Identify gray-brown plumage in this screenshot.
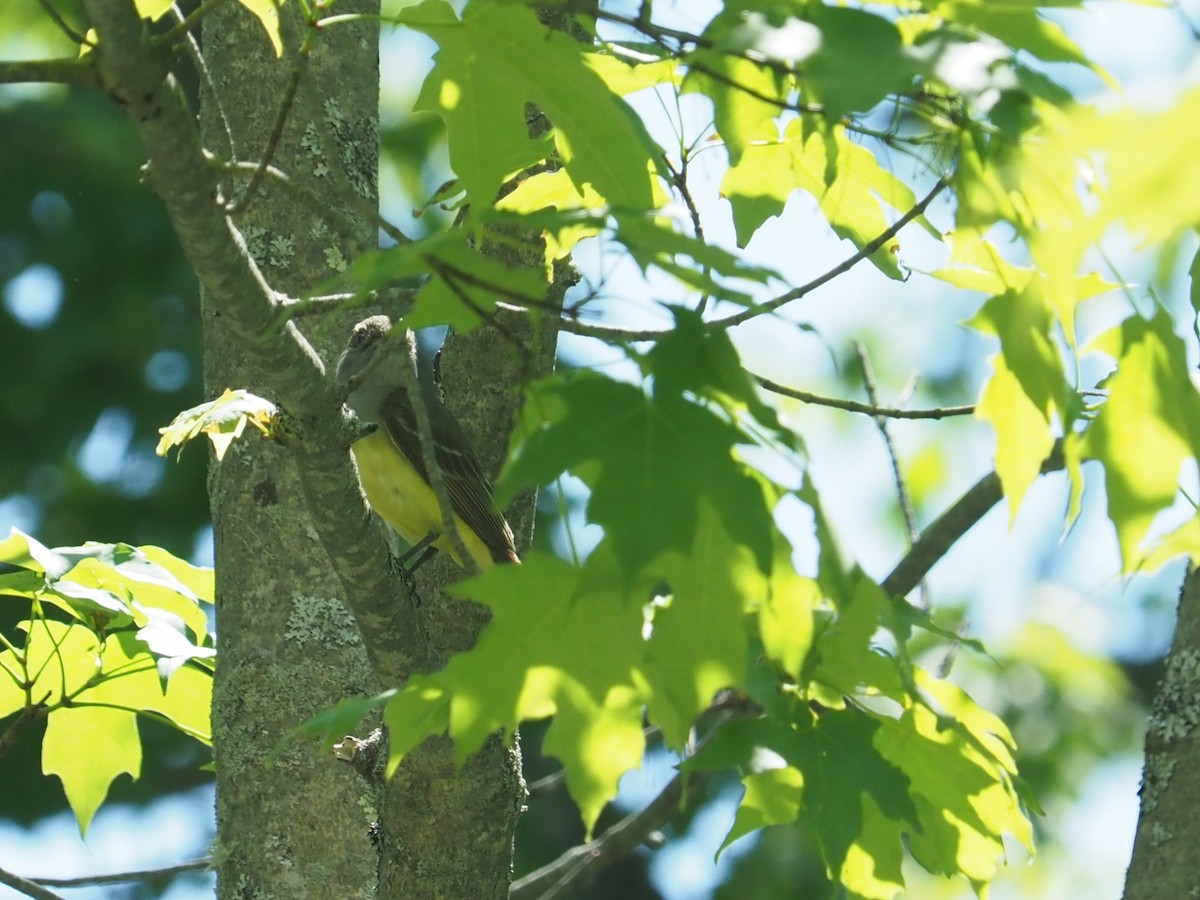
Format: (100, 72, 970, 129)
(335, 315, 519, 569)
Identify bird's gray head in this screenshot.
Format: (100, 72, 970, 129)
(335, 315, 393, 392)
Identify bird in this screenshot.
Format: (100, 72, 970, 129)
(334, 315, 519, 571)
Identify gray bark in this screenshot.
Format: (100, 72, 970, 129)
(201, 3, 383, 896)
(1123, 564, 1200, 899)
(86, 0, 563, 891)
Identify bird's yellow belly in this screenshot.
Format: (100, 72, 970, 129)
(350, 431, 493, 570)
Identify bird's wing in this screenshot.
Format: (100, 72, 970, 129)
(378, 387, 519, 564)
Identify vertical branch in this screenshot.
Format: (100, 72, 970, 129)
(1123, 565, 1200, 900)
(855, 343, 926, 607)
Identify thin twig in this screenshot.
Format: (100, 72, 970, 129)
(274, 288, 418, 324)
(394, 330, 480, 576)
(224, 17, 317, 215)
(712, 177, 948, 330)
(157, 0, 227, 48)
(527, 724, 661, 796)
(858, 346, 919, 544)
(556, 317, 676, 344)
(856, 343, 925, 608)
(0, 865, 66, 900)
(426, 258, 531, 352)
(511, 769, 705, 900)
(33, 859, 210, 888)
(526, 767, 567, 795)
(173, 8, 237, 164)
(661, 151, 712, 314)
(755, 373, 974, 420)
(553, 178, 950, 346)
(687, 57, 823, 116)
(35, 0, 89, 45)
(214, 158, 410, 246)
(881, 441, 1065, 598)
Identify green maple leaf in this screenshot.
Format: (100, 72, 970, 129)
(1083, 310, 1200, 569)
(641, 501, 760, 746)
(501, 372, 773, 576)
(400, 0, 658, 208)
(723, 120, 931, 278)
(875, 673, 1032, 887)
(805, 6, 918, 120)
(386, 551, 648, 836)
(690, 708, 917, 899)
(969, 288, 1069, 520)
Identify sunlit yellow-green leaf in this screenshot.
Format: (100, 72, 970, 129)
(642, 501, 760, 747)
(876, 679, 1031, 885)
(0, 528, 67, 578)
(685, 50, 785, 166)
(929, 228, 1032, 295)
(400, 0, 658, 208)
(542, 678, 646, 834)
(1137, 513, 1200, 573)
(976, 351, 1055, 522)
(156, 388, 275, 462)
(21, 619, 100, 706)
(1082, 311, 1200, 569)
(427, 549, 649, 837)
(140, 545, 215, 605)
(723, 120, 934, 277)
(238, 0, 284, 57)
(692, 708, 915, 897)
(583, 52, 678, 96)
(721, 766, 804, 851)
(134, 0, 174, 20)
(79, 633, 213, 743)
(758, 567, 818, 682)
(44, 704, 141, 835)
(1021, 85, 1200, 323)
(969, 288, 1068, 519)
(496, 170, 606, 266)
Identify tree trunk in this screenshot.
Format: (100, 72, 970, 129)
(1123, 564, 1200, 899)
(200, 4, 539, 896)
(201, 3, 382, 896)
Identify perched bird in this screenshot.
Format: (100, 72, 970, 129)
(335, 315, 519, 571)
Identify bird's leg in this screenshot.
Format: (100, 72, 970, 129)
(397, 531, 440, 572)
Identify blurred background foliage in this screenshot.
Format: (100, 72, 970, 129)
(0, 1, 1176, 897)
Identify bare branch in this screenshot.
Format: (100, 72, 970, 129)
(0, 57, 98, 87)
(856, 344, 925, 607)
(33, 859, 210, 889)
(712, 177, 949, 330)
(224, 18, 316, 215)
(555, 178, 949, 346)
(510, 769, 705, 900)
(35, 0, 89, 46)
(214, 158, 411, 247)
(661, 150, 712, 314)
(858, 349, 918, 537)
(0, 865, 66, 900)
(169, 3, 237, 161)
(881, 441, 1065, 598)
(158, 0, 229, 48)
(755, 373, 974, 420)
(556, 316, 676, 344)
